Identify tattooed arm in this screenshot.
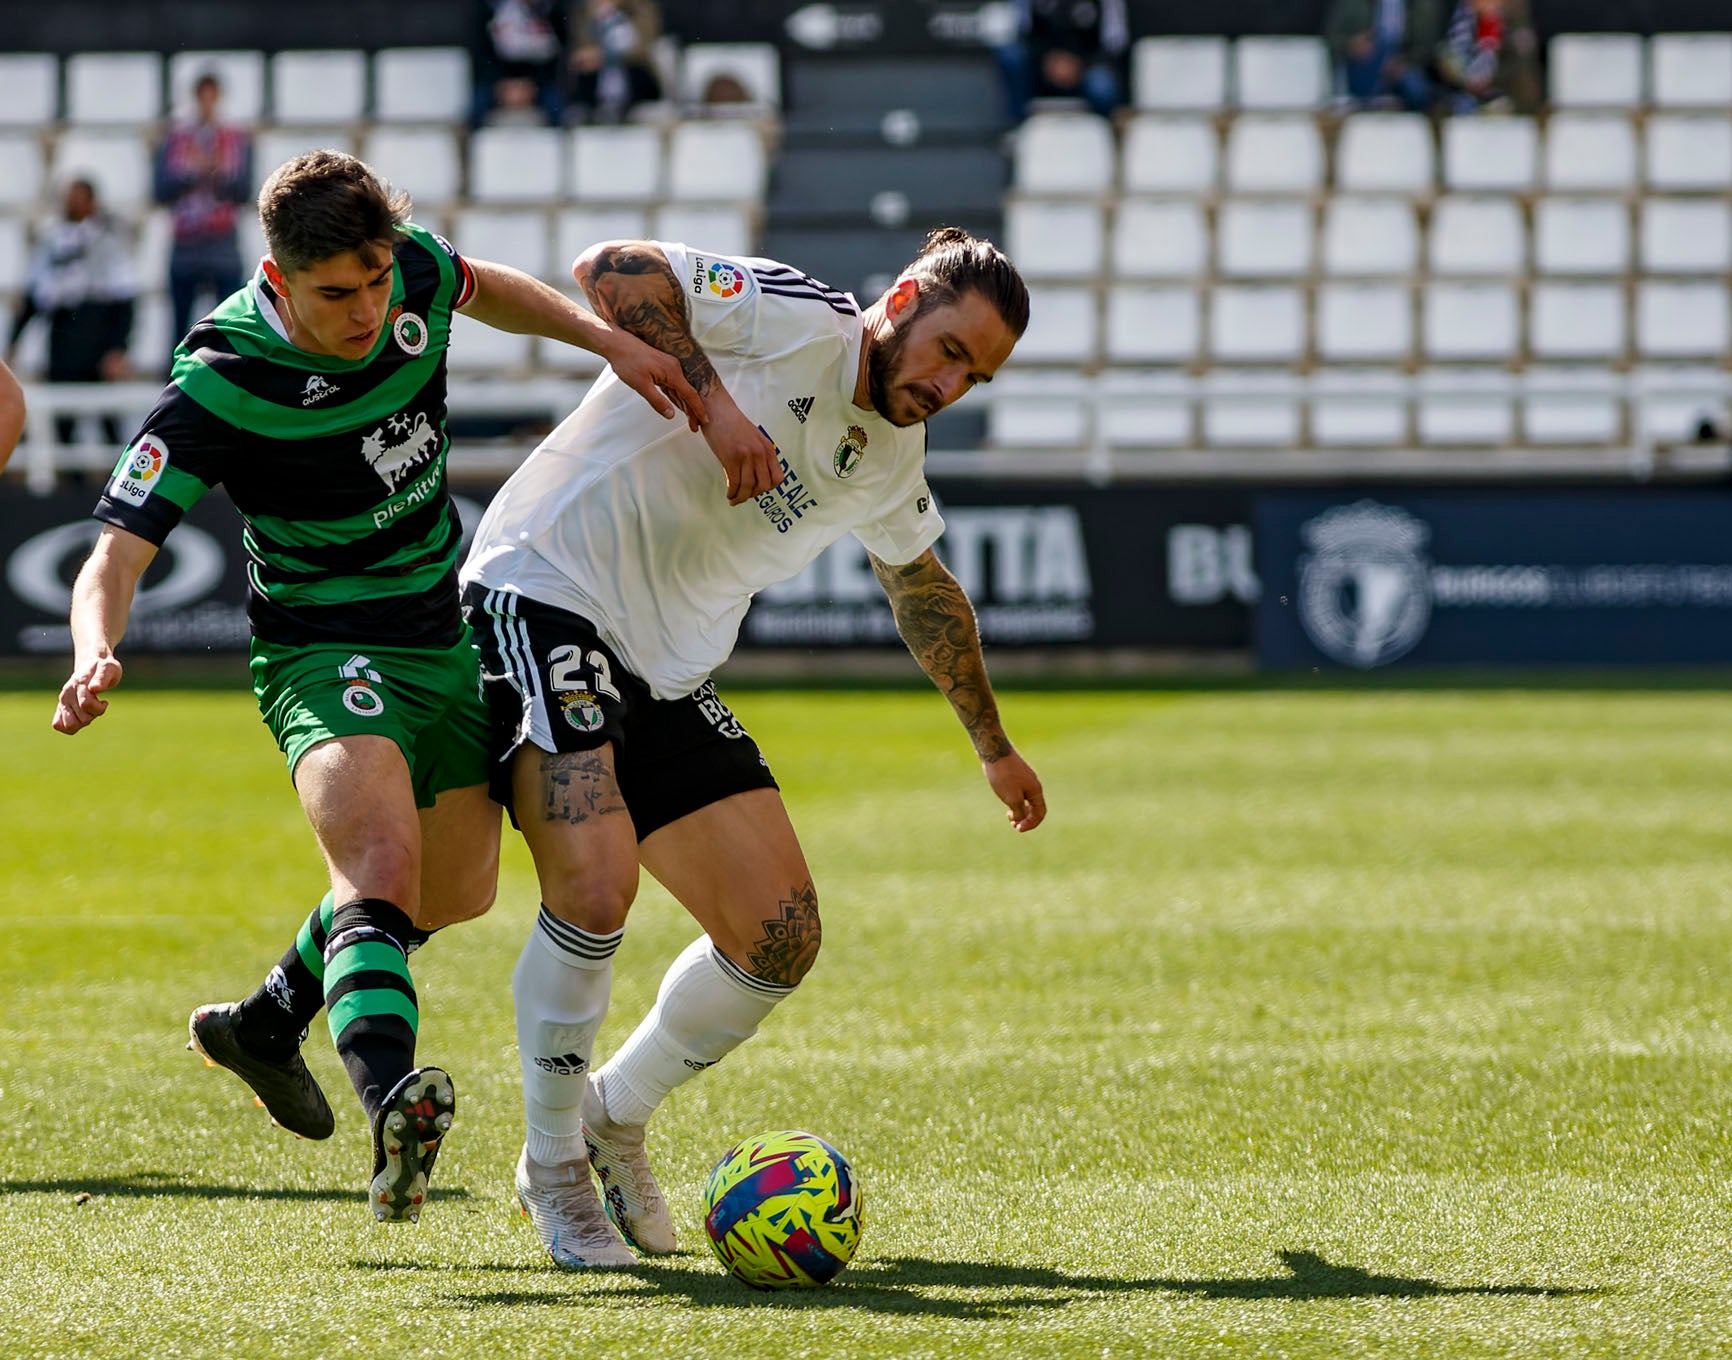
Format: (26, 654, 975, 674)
(871, 547, 1047, 832)
(573, 240, 782, 506)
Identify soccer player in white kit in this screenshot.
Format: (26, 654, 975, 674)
(459, 227, 1048, 1268)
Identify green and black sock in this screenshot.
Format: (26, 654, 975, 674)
(323, 897, 421, 1125)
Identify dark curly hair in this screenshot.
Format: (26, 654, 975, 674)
(258, 150, 412, 275)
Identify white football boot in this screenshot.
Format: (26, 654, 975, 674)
(581, 1079, 677, 1255)
(514, 1147, 638, 1269)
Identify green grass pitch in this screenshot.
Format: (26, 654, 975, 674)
(3, 683, 1730, 1358)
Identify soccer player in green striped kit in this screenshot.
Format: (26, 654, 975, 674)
(48, 151, 728, 1223)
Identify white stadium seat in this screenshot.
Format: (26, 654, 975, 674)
(680, 42, 781, 109)
(450, 208, 553, 283)
(168, 51, 266, 123)
(448, 308, 534, 372)
(1418, 369, 1515, 444)
(362, 127, 462, 207)
(1334, 114, 1435, 195)
(52, 131, 152, 208)
(272, 51, 369, 126)
(0, 135, 45, 210)
(0, 54, 59, 126)
(1644, 115, 1732, 191)
(1321, 198, 1419, 277)
(1202, 371, 1301, 446)
(1121, 117, 1218, 195)
(1111, 200, 1207, 278)
(256, 130, 359, 181)
(374, 47, 470, 124)
(667, 121, 768, 202)
(1208, 286, 1306, 363)
(1315, 284, 1413, 362)
(1529, 282, 1627, 360)
(65, 52, 162, 125)
(1550, 33, 1644, 107)
(1640, 199, 1732, 275)
(1131, 37, 1228, 111)
(650, 204, 754, 259)
(1105, 284, 1201, 363)
(1635, 364, 1728, 443)
(1017, 285, 1099, 363)
(136, 209, 173, 290)
(983, 371, 1091, 448)
(1428, 197, 1525, 276)
(1543, 114, 1639, 192)
(0, 215, 27, 292)
(470, 126, 565, 203)
(1636, 281, 1730, 358)
(128, 291, 175, 375)
(1523, 367, 1622, 445)
(1014, 113, 1115, 195)
(1649, 33, 1732, 109)
(1006, 200, 1104, 280)
(1224, 116, 1324, 194)
(556, 206, 651, 281)
(1099, 371, 1193, 446)
(570, 125, 664, 203)
(1216, 200, 1313, 278)
(1532, 198, 1629, 276)
(1422, 283, 1520, 360)
(1232, 36, 1329, 110)
(1442, 117, 1538, 192)
(1311, 368, 1409, 447)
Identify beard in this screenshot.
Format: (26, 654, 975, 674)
(864, 321, 921, 427)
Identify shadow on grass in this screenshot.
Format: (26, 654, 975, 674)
(2, 1172, 471, 1204)
(409, 1249, 1598, 1319)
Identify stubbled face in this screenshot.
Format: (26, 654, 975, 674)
(267, 247, 395, 359)
(866, 287, 1017, 427)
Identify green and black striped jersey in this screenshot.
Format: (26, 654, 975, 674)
(95, 221, 478, 649)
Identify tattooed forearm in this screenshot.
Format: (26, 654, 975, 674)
(870, 550, 1013, 763)
(744, 882, 822, 986)
(538, 749, 629, 825)
(577, 243, 719, 396)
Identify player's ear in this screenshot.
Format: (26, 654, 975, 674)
(262, 258, 287, 291)
(886, 277, 920, 323)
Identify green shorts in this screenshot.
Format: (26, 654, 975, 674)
(250, 628, 492, 810)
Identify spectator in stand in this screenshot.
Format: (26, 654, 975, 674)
(1434, 0, 1541, 112)
(1326, 0, 1440, 112)
(472, 0, 571, 127)
(155, 72, 253, 353)
(996, 0, 1131, 124)
(567, 0, 664, 124)
(5, 178, 138, 449)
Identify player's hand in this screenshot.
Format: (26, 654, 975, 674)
(983, 749, 1046, 832)
(52, 653, 124, 735)
(604, 331, 708, 432)
(703, 407, 784, 507)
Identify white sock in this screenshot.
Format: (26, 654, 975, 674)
(594, 935, 793, 1128)
(515, 905, 623, 1167)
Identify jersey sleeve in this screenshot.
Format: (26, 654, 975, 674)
(399, 222, 476, 311)
(92, 389, 225, 546)
(655, 241, 855, 362)
(851, 443, 945, 567)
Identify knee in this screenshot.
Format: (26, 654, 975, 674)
(542, 857, 639, 935)
(354, 836, 418, 905)
(740, 881, 821, 988)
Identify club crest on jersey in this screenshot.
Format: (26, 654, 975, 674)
(392, 310, 428, 355)
(833, 424, 868, 478)
(559, 689, 605, 732)
(338, 654, 386, 716)
(108, 434, 168, 507)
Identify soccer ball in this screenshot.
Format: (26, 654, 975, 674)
(701, 1130, 864, 1289)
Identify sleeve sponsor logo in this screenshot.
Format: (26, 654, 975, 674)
(691, 254, 746, 300)
(108, 434, 169, 507)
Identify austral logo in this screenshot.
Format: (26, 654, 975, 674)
(302, 375, 337, 406)
(707, 261, 745, 298)
(833, 424, 867, 478)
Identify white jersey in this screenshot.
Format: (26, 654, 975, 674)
(461, 243, 944, 699)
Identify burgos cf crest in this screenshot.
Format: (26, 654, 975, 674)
(707, 261, 745, 298)
(1297, 501, 1432, 668)
(833, 424, 868, 478)
(559, 689, 605, 732)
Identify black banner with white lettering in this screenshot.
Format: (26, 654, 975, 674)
(0, 480, 1257, 657)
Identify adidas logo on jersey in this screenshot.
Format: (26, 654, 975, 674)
(302, 375, 338, 406)
(787, 396, 814, 424)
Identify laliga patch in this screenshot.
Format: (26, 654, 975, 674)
(393, 311, 428, 355)
(689, 254, 747, 303)
(108, 434, 169, 507)
(559, 689, 604, 732)
(833, 424, 868, 478)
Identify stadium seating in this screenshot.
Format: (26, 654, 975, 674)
(271, 51, 369, 126)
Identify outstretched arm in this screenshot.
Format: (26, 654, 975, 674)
(458, 255, 706, 431)
(0, 358, 22, 474)
(573, 240, 782, 507)
(52, 525, 158, 735)
(871, 547, 1046, 832)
